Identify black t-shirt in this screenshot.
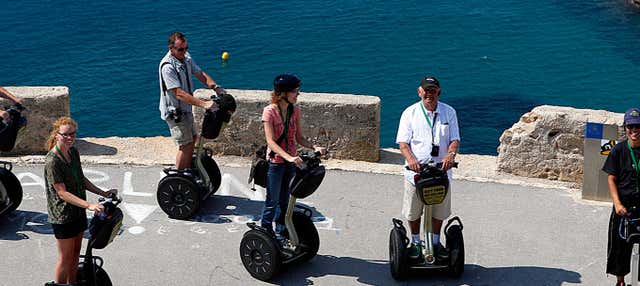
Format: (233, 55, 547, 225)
(602, 140, 640, 206)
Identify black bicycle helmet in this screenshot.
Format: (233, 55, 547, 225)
(273, 74, 301, 94)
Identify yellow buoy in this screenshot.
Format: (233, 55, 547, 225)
(221, 51, 229, 60)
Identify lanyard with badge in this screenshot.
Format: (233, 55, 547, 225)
(55, 145, 82, 191)
(628, 140, 640, 193)
(420, 103, 440, 156)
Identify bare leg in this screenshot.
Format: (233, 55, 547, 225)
(176, 138, 196, 170)
(68, 233, 83, 283)
(54, 237, 77, 283)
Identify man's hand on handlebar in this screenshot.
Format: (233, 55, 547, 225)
(212, 86, 227, 96)
(0, 110, 9, 123)
(406, 156, 420, 173)
(615, 202, 628, 216)
(441, 153, 456, 171)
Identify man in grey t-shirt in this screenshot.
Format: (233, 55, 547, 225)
(159, 32, 226, 170)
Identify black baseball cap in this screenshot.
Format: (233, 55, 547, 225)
(420, 76, 440, 90)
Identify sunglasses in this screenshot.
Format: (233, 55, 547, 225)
(173, 46, 188, 52)
(58, 131, 76, 137)
(425, 87, 439, 93)
(626, 124, 640, 130)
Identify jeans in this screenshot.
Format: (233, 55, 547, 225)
(261, 162, 296, 235)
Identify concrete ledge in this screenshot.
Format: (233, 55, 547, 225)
(193, 89, 381, 162)
(0, 86, 70, 154)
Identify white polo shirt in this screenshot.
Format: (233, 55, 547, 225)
(396, 101, 460, 183)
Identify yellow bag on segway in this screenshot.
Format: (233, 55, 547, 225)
(414, 168, 449, 205)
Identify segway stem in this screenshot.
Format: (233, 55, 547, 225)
(284, 197, 299, 248)
(194, 135, 211, 188)
(423, 205, 435, 264)
(633, 243, 639, 286)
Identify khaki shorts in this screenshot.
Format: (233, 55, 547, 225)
(402, 179, 451, 221)
(166, 113, 197, 146)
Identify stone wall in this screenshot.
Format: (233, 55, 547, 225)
(497, 105, 624, 183)
(193, 89, 381, 162)
(0, 87, 70, 154)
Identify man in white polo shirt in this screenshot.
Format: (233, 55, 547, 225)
(396, 75, 460, 260)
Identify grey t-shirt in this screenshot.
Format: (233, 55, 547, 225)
(158, 51, 203, 120)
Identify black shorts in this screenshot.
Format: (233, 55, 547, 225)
(51, 218, 87, 239)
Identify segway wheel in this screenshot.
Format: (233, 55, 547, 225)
(240, 229, 281, 281)
(291, 211, 320, 263)
(77, 261, 112, 286)
(94, 267, 112, 286)
(447, 224, 465, 278)
(0, 168, 22, 217)
(157, 176, 200, 220)
(389, 228, 409, 280)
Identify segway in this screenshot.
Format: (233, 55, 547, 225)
(0, 104, 26, 218)
(0, 104, 27, 152)
(240, 151, 325, 281)
(389, 161, 464, 280)
(619, 206, 640, 286)
(45, 194, 124, 286)
(156, 93, 235, 220)
(0, 161, 22, 218)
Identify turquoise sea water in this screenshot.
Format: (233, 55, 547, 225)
(1, 1, 639, 155)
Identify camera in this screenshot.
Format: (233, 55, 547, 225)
(430, 144, 440, 157)
(167, 107, 183, 123)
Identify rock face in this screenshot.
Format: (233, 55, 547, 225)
(0, 87, 70, 154)
(193, 89, 381, 162)
(497, 105, 624, 183)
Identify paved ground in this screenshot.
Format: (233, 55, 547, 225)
(0, 164, 613, 285)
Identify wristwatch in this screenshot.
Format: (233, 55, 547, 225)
(448, 151, 457, 156)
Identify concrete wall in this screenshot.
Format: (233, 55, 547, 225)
(0, 86, 70, 154)
(497, 105, 624, 184)
(193, 89, 381, 162)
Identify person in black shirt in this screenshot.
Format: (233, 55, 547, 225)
(603, 108, 640, 286)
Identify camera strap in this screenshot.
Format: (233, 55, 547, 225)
(269, 104, 293, 159)
(160, 59, 191, 112)
(419, 103, 438, 145)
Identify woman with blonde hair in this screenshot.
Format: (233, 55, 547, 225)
(44, 117, 117, 284)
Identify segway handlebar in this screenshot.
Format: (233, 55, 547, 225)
(0, 104, 25, 124)
(298, 151, 324, 170)
(405, 161, 459, 171)
(96, 194, 122, 220)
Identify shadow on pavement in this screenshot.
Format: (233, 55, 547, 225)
(269, 257, 582, 286)
(0, 209, 53, 240)
(188, 195, 327, 226)
(74, 139, 117, 156)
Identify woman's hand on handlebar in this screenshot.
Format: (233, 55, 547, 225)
(87, 203, 105, 214)
(287, 155, 304, 168)
(615, 202, 628, 216)
(313, 146, 327, 156)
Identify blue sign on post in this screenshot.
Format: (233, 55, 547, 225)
(585, 122, 603, 139)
